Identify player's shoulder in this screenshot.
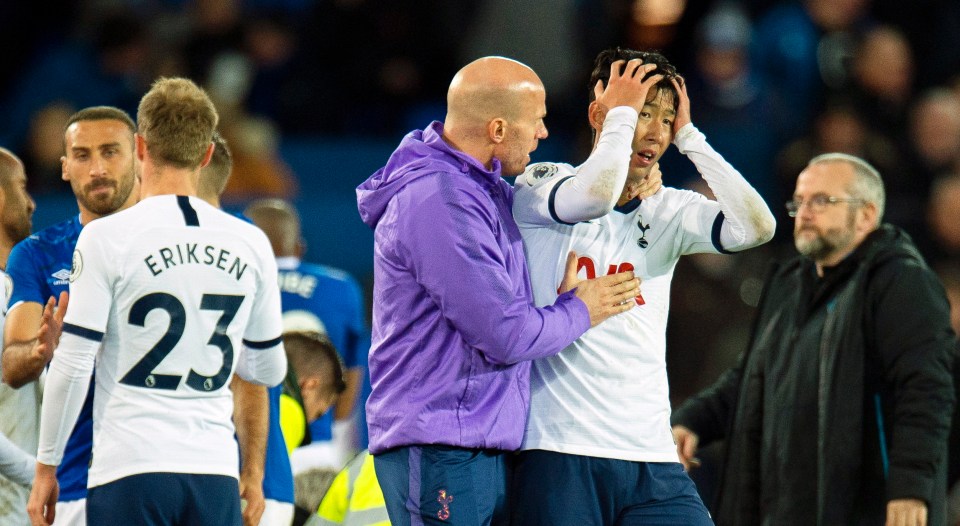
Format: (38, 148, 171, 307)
(515, 162, 576, 189)
(648, 186, 708, 209)
(19, 216, 82, 250)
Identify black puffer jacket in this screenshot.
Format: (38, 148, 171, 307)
(673, 225, 956, 525)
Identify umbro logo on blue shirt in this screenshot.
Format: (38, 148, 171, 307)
(52, 268, 71, 285)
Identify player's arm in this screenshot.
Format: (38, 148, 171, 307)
(670, 77, 776, 252)
(30, 294, 91, 526)
(1, 301, 47, 387)
(0, 429, 34, 487)
(514, 61, 664, 226)
(870, 259, 955, 519)
(2, 242, 56, 388)
(231, 375, 267, 526)
(236, 233, 287, 387)
(403, 178, 635, 365)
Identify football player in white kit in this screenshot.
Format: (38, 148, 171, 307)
(511, 49, 777, 525)
(27, 78, 287, 526)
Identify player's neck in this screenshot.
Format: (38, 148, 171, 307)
(140, 165, 200, 199)
(0, 241, 12, 270)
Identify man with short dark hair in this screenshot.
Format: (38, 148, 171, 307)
(3, 105, 139, 525)
(511, 47, 775, 525)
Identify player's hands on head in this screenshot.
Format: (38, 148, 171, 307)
(670, 76, 692, 134)
(672, 425, 701, 472)
(27, 463, 59, 526)
(560, 251, 640, 327)
(594, 59, 665, 118)
(629, 162, 663, 201)
(35, 291, 68, 364)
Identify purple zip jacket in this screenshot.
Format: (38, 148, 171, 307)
(357, 121, 590, 454)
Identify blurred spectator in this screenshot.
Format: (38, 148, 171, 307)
(750, 0, 873, 144)
(926, 174, 960, 262)
(218, 113, 298, 203)
(22, 102, 75, 194)
(275, 0, 464, 136)
(910, 89, 960, 178)
(0, 8, 149, 153)
(181, 0, 246, 87)
(669, 3, 779, 202)
(849, 25, 915, 141)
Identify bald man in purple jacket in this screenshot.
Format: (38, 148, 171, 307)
(357, 56, 647, 525)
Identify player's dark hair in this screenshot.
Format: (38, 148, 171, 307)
(588, 48, 678, 106)
(63, 106, 136, 152)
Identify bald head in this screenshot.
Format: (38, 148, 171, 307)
(446, 57, 545, 128)
(244, 198, 302, 257)
(0, 148, 22, 186)
(0, 147, 34, 249)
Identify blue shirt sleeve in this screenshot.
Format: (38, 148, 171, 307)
(7, 240, 47, 307)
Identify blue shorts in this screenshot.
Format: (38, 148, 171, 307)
(86, 472, 241, 526)
(373, 445, 510, 526)
(511, 450, 713, 526)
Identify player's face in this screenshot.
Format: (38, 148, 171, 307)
(627, 88, 676, 184)
(496, 86, 549, 177)
(1, 161, 35, 244)
(62, 119, 137, 218)
(792, 163, 860, 262)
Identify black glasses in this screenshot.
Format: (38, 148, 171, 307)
(785, 195, 865, 217)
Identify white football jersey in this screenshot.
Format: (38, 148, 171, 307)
(49, 195, 285, 487)
(0, 268, 40, 524)
(515, 165, 725, 462)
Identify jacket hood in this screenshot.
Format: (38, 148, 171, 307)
(356, 121, 502, 227)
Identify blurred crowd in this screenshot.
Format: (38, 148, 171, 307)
(1, 0, 959, 403)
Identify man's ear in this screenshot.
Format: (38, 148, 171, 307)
(588, 100, 606, 133)
(61, 156, 69, 182)
(198, 142, 215, 169)
(859, 201, 880, 232)
(135, 133, 147, 161)
(488, 118, 507, 144)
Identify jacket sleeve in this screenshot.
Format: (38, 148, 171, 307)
(398, 176, 590, 365)
(671, 349, 748, 446)
(870, 258, 956, 504)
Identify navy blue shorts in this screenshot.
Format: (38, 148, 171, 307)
(373, 445, 510, 526)
(511, 450, 713, 526)
(86, 472, 241, 526)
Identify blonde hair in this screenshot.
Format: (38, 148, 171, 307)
(198, 131, 232, 200)
(137, 77, 219, 169)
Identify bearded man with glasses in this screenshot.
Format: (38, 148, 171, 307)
(671, 153, 956, 526)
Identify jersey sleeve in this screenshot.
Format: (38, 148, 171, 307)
(673, 124, 776, 253)
(236, 236, 287, 386)
(61, 225, 115, 334)
(513, 106, 638, 226)
(7, 239, 47, 308)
